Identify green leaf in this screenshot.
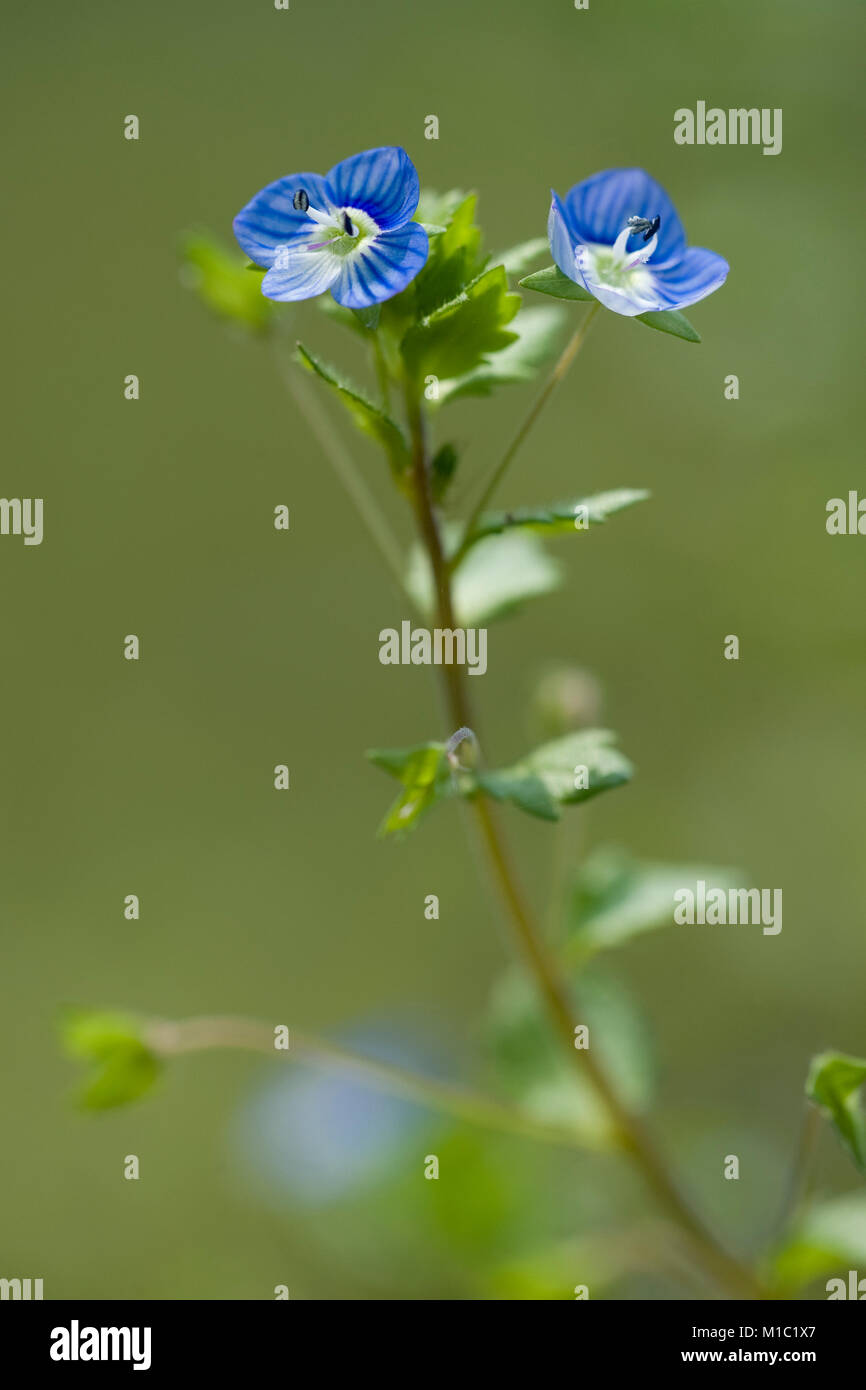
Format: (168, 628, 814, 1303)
(366, 742, 451, 837)
(369, 728, 630, 836)
(402, 265, 520, 382)
(466, 488, 649, 545)
(478, 730, 633, 823)
(495, 237, 551, 279)
(437, 306, 566, 404)
(635, 308, 701, 343)
(806, 1052, 866, 1173)
(406, 527, 562, 627)
(316, 293, 367, 334)
(430, 441, 459, 502)
(478, 769, 560, 821)
(409, 194, 487, 318)
(519, 265, 594, 302)
(180, 231, 273, 334)
(415, 188, 471, 230)
(61, 1009, 161, 1110)
(485, 968, 654, 1149)
(564, 847, 741, 963)
(319, 298, 383, 334)
(770, 1192, 866, 1293)
(520, 266, 701, 342)
(295, 343, 410, 479)
(377, 194, 487, 336)
(351, 303, 380, 332)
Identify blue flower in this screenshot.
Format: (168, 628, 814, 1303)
(229, 1022, 449, 1207)
(233, 146, 429, 308)
(549, 168, 728, 317)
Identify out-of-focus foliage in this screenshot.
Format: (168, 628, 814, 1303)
(806, 1053, 866, 1174)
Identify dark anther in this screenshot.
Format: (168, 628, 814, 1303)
(293, 189, 310, 212)
(627, 214, 660, 242)
(343, 212, 356, 236)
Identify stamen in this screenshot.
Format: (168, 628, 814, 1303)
(293, 189, 310, 213)
(342, 211, 356, 237)
(626, 214, 661, 243)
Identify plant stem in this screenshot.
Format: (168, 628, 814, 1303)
(404, 382, 474, 730)
(371, 328, 391, 412)
(451, 302, 601, 571)
(144, 1015, 588, 1150)
(770, 1102, 823, 1242)
(273, 342, 407, 599)
(404, 375, 769, 1301)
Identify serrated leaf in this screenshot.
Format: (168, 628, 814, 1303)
(770, 1192, 866, 1292)
(564, 847, 741, 963)
(806, 1052, 866, 1173)
(409, 194, 487, 318)
(406, 527, 562, 627)
(635, 308, 701, 343)
(366, 742, 451, 837)
(402, 265, 520, 382)
(378, 194, 486, 335)
(495, 237, 551, 279)
(466, 488, 649, 546)
(437, 306, 566, 404)
(478, 730, 633, 822)
(61, 1009, 161, 1110)
(519, 265, 594, 302)
(296, 342, 409, 478)
(180, 231, 273, 334)
(415, 188, 471, 229)
(485, 968, 654, 1150)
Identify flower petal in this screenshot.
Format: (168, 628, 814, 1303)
(233, 172, 333, 267)
(548, 194, 582, 283)
(559, 168, 687, 264)
(580, 278, 661, 317)
(326, 147, 420, 231)
(649, 247, 730, 310)
(261, 246, 341, 301)
(331, 223, 429, 308)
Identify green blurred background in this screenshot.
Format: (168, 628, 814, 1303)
(2, 0, 864, 1299)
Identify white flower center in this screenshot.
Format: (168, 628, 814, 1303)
(302, 203, 380, 257)
(272, 204, 381, 271)
(577, 220, 659, 302)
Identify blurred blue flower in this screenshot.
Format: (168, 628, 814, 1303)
(230, 1023, 448, 1206)
(233, 146, 429, 308)
(549, 168, 729, 317)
